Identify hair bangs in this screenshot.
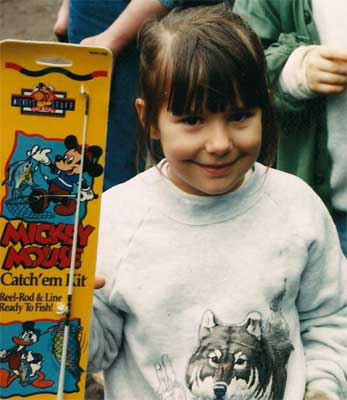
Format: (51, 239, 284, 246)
(166, 28, 265, 116)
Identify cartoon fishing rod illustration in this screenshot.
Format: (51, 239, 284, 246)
(2, 133, 103, 222)
(27, 134, 103, 216)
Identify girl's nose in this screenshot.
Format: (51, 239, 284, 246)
(205, 123, 232, 155)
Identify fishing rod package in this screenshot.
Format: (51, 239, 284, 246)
(0, 40, 112, 399)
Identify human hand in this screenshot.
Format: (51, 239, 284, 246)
(0, 349, 7, 359)
(80, 30, 124, 56)
(304, 390, 333, 400)
(305, 46, 347, 95)
(54, 0, 69, 42)
(94, 277, 105, 290)
(155, 354, 187, 400)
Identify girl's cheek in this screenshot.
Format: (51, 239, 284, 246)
(233, 129, 262, 150)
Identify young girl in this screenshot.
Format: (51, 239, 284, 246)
(88, 4, 347, 400)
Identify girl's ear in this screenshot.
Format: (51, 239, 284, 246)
(135, 98, 145, 129)
(134, 98, 160, 140)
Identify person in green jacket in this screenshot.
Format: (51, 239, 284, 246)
(233, 0, 347, 256)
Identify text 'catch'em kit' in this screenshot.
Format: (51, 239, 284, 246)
(0, 40, 112, 399)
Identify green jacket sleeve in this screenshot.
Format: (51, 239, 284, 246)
(266, 33, 313, 113)
(233, 0, 314, 112)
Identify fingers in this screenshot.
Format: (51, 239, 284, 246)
(155, 354, 175, 391)
(319, 46, 347, 62)
(307, 70, 347, 94)
(79, 31, 119, 55)
(304, 391, 331, 400)
(94, 277, 105, 289)
(305, 47, 347, 94)
(161, 354, 176, 384)
(155, 358, 168, 392)
(311, 57, 347, 75)
(309, 83, 346, 95)
(80, 35, 104, 48)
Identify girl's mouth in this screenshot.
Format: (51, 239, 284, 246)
(195, 160, 237, 176)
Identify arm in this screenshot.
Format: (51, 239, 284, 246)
(56, 0, 224, 55)
(53, 0, 168, 54)
(81, 0, 224, 54)
(53, 0, 69, 41)
(88, 292, 125, 372)
(80, 0, 167, 55)
(297, 198, 347, 399)
(233, 0, 313, 112)
(88, 185, 142, 372)
(87, 195, 126, 372)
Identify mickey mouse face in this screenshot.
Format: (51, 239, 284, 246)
(55, 148, 82, 175)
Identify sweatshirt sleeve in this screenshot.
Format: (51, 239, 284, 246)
(296, 195, 347, 398)
(88, 293, 125, 372)
(87, 188, 128, 372)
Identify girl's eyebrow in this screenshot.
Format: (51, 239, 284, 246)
(231, 105, 256, 112)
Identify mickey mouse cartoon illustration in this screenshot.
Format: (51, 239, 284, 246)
(0, 321, 54, 388)
(30, 82, 57, 108)
(27, 135, 103, 216)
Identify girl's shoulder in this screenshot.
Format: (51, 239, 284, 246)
(102, 166, 158, 201)
(263, 166, 321, 205)
(259, 164, 332, 236)
(99, 166, 161, 221)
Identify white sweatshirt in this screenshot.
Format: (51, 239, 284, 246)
(89, 161, 347, 400)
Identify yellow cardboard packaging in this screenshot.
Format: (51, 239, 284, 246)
(0, 40, 112, 399)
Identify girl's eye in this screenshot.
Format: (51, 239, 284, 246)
(229, 111, 253, 123)
(181, 116, 203, 126)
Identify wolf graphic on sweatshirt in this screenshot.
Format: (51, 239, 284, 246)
(154, 289, 293, 400)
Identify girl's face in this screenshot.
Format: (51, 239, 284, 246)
(137, 100, 262, 196)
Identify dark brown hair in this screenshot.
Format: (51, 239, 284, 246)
(137, 3, 278, 166)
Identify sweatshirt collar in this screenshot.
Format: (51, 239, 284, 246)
(141, 160, 267, 225)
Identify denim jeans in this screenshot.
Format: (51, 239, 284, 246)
(68, 0, 141, 191)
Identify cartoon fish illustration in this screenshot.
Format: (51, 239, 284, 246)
(49, 322, 84, 381)
(2, 159, 36, 197)
(18, 358, 30, 386)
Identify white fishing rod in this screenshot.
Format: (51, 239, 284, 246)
(57, 85, 89, 400)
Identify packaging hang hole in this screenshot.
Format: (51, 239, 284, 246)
(36, 56, 73, 67)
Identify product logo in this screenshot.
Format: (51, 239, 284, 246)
(11, 82, 75, 117)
